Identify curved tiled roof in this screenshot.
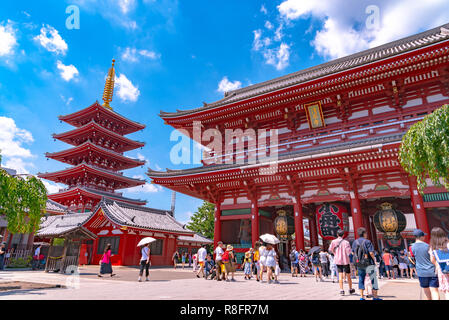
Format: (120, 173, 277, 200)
(99, 199, 194, 235)
(178, 232, 213, 244)
(45, 199, 68, 214)
(160, 24, 449, 118)
(37, 212, 95, 238)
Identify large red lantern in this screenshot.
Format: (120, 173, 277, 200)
(316, 203, 349, 240)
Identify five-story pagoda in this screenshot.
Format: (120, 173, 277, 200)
(39, 60, 147, 212)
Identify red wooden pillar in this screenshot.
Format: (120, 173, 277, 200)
(408, 176, 430, 242)
(363, 213, 372, 242)
(213, 202, 221, 248)
(251, 199, 259, 247)
(293, 194, 305, 250)
(370, 216, 379, 250)
(309, 216, 319, 247)
(350, 190, 364, 239)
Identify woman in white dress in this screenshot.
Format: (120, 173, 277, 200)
(264, 244, 277, 284)
(258, 244, 267, 282)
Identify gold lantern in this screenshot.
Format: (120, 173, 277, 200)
(373, 202, 406, 240)
(274, 210, 288, 240)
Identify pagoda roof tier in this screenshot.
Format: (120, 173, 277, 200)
(38, 163, 146, 190)
(58, 101, 145, 135)
(52, 121, 145, 153)
(47, 187, 147, 206)
(159, 24, 449, 122)
(45, 141, 145, 171)
(148, 132, 403, 180)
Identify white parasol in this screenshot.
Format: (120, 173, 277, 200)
(259, 233, 280, 245)
(137, 237, 156, 247)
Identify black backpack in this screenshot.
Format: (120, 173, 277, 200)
(353, 239, 371, 268)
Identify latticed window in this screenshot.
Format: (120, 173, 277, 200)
(97, 236, 120, 255)
(150, 239, 163, 256)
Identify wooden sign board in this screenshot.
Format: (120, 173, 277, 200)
(304, 101, 325, 129)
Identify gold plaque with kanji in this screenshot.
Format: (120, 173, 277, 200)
(305, 101, 325, 129)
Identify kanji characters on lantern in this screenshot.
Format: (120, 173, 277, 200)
(316, 203, 349, 240)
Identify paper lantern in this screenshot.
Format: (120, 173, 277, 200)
(274, 210, 288, 241)
(316, 203, 349, 240)
(373, 202, 406, 240)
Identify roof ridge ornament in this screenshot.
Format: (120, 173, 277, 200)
(102, 59, 115, 110)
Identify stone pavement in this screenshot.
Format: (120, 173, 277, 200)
(0, 266, 425, 300)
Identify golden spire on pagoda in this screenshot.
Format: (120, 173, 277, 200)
(102, 59, 115, 109)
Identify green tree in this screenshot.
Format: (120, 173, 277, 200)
(399, 104, 449, 193)
(0, 154, 48, 233)
(186, 201, 215, 240)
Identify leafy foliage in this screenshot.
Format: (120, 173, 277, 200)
(399, 104, 449, 193)
(186, 201, 215, 240)
(0, 154, 48, 234)
(7, 256, 33, 268)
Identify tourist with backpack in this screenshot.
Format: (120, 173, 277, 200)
(214, 241, 225, 281)
(429, 227, 449, 300)
(311, 250, 323, 282)
(290, 245, 299, 277)
(352, 227, 382, 300)
(411, 229, 439, 300)
(329, 229, 355, 296)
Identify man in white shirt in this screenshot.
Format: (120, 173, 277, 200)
(196, 244, 207, 278)
(214, 241, 224, 281)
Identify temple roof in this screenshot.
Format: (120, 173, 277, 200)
(45, 141, 145, 171)
(148, 132, 404, 178)
(45, 199, 69, 214)
(53, 121, 145, 152)
(37, 198, 195, 237)
(38, 163, 146, 188)
(98, 198, 194, 235)
(160, 23, 449, 119)
(178, 232, 213, 244)
(47, 187, 147, 206)
(37, 212, 97, 238)
(59, 101, 145, 135)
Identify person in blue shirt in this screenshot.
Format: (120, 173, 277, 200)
(290, 245, 299, 277)
(352, 227, 382, 300)
(411, 229, 439, 300)
(204, 254, 216, 280)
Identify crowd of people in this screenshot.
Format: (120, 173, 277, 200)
(91, 225, 449, 300)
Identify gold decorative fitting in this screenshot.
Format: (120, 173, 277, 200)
(102, 59, 115, 110)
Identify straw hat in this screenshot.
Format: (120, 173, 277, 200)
(226, 245, 233, 251)
(245, 251, 251, 258)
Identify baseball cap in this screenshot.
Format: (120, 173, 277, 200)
(413, 229, 426, 238)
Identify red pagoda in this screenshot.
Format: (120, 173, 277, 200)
(148, 24, 449, 261)
(38, 60, 147, 212)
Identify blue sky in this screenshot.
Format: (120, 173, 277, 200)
(0, 0, 448, 224)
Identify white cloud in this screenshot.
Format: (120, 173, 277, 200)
(34, 25, 68, 55)
(60, 95, 73, 106)
(263, 43, 290, 71)
(260, 4, 268, 15)
(0, 20, 17, 57)
(121, 47, 160, 62)
(136, 153, 148, 164)
(217, 77, 242, 93)
(265, 21, 274, 30)
(252, 28, 290, 70)
(0, 116, 34, 159)
(56, 60, 79, 81)
(42, 180, 63, 194)
(126, 175, 162, 194)
(115, 73, 140, 102)
(277, 0, 449, 59)
(118, 0, 136, 14)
